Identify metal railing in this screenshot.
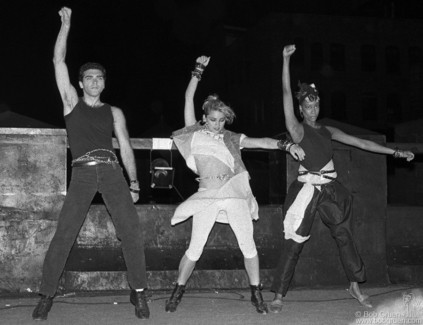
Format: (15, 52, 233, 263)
(112, 138, 423, 153)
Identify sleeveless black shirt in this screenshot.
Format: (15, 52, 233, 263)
(64, 99, 115, 160)
(299, 123, 333, 171)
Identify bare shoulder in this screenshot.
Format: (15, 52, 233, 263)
(111, 106, 131, 142)
(325, 125, 341, 135)
(111, 106, 123, 114)
(239, 135, 249, 146)
(111, 106, 125, 121)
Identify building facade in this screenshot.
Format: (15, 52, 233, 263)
(221, 13, 423, 137)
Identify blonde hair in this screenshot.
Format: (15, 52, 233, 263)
(202, 94, 236, 125)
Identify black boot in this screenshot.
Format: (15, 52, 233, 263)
(165, 284, 186, 312)
(130, 289, 150, 319)
(250, 284, 268, 314)
(32, 295, 54, 320)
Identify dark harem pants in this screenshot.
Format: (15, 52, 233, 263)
(271, 179, 366, 296)
(39, 163, 147, 296)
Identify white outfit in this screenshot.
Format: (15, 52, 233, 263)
(172, 129, 259, 261)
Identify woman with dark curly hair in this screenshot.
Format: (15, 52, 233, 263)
(165, 55, 305, 315)
(269, 44, 415, 313)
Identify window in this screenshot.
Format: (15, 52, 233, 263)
(361, 44, 376, 72)
(331, 91, 347, 120)
(361, 93, 378, 121)
(385, 46, 400, 75)
(330, 43, 345, 71)
(310, 43, 323, 71)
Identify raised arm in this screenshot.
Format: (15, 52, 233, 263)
(282, 45, 303, 143)
(327, 126, 415, 161)
(53, 7, 78, 116)
(112, 107, 139, 202)
(184, 56, 210, 127)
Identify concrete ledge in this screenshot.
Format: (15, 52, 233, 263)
(387, 206, 423, 247)
(1, 203, 392, 293)
(386, 205, 423, 284)
(0, 128, 394, 293)
(388, 265, 423, 284)
(59, 203, 389, 292)
(63, 270, 273, 291)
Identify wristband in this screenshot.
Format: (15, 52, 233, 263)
(393, 148, 400, 158)
(287, 143, 295, 151)
(129, 188, 140, 194)
(191, 69, 203, 80)
(393, 148, 407, 159)
(195, 62, 206, 70)
(277, 139, 295, 152)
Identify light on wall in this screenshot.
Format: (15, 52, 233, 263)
(150, 138, 175, 189)
(150, 157, 174, 189)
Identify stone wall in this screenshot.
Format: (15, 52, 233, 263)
(0, 128, 67, 292)
(387, 206, 423, 284)
(1, 127, 420, 294)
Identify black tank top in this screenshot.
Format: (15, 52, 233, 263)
(65, 99, 115, 160)
(299, 123, 333, 171)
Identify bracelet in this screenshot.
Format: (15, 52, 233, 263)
(277, 139, 295, 152)
(130, 180, 138, 184)
(195, 62, 206, 70)
(393, 147, 402, 158)
(191, 70, 203, 80)
(129, 188, 140, 194)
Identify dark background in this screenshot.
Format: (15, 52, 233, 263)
(2, 0, 423, 136)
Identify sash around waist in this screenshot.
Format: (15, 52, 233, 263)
(297, 160, 337, 185)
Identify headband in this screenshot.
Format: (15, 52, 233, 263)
(297, 81, 319, 104)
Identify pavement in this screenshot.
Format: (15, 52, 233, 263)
(1, 285, 423, 325)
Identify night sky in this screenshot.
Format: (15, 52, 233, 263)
(1, 0, 423, 136)
(0, 0, 271, 136)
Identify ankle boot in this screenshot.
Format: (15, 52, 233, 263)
(165, 284, 186, 312)
(32, 295, 54, 320)
(250, 284, 268, 314)
(130, 289, 150, 319)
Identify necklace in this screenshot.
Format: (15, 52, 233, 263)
(84, 98, 101, 108)
(199, 128, 224, 141)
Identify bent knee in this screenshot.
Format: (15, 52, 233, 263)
(239, 243, 257, 259)
(185, 247, 203, 262)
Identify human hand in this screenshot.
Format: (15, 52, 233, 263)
(59, 7, 72, 27)
(196, 56, 210, 68)
(403, 150, 415, 162)
(129, 181, 140, 203)
(130, 192, 139, 203)
(393, 149, 415, 162)
(289, 144, 305, 161)
(283, 45, 296, 58)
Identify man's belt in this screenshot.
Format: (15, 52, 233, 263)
(72, 160, 112, 167)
